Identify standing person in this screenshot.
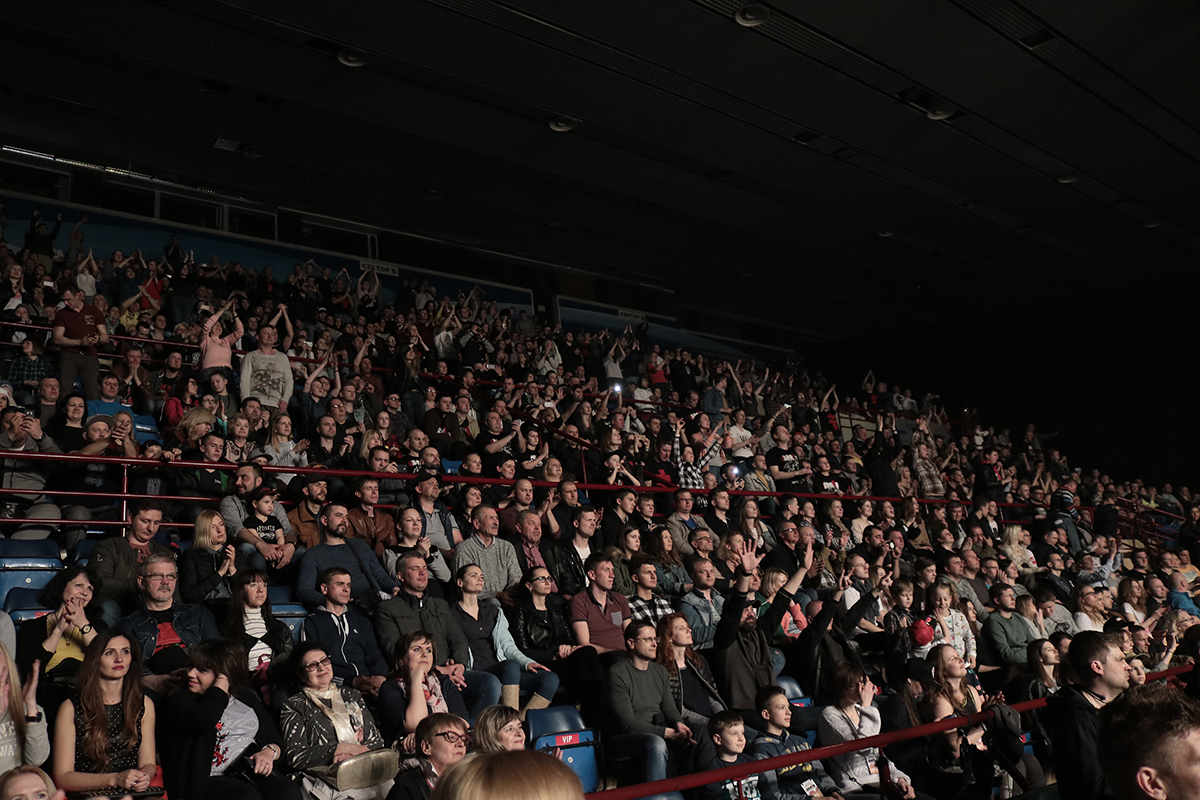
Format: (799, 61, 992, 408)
(240, 324, 293, 413)
(280, 642, 394, 800)
(161, 638, 300, 800)
(51, 630, 158, 795)
(52, 287, 108, 400)
(199, 296, 243, 390)
(1044, 631, 1131, 800)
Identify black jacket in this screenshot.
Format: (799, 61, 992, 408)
(543, 537, 591, 599)
(1043, 686, 1108, 800)
(161, 686, 287, 800)
(178, 546, 251, 605)
(511, 599, 574, 663)
(709, 589, 791, 711)
(793, 589, 878, 705)
(389, 764, 433, 800)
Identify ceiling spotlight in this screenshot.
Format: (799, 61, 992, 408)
(1056, 174, 1078, 184)
(548, 115, 579, 132)
(422, 189, 445, 201)
(336, 48, 369, 67)
(926, 104, 957, 120)
(1143, 220, 1162, 229)
(240, 145, 265, 159)
(878, 229, 896, 237)
(734, 4, 771, 26)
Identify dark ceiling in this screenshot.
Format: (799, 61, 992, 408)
(2, 0, 1199, 342)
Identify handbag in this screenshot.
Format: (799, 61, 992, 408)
(348, 541, 385, 613)
(307, 748, 399, 791)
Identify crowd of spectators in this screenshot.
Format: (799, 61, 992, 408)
(0, 209, 1195, 799)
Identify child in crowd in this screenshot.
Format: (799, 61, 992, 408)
(240, 485, 284, 555)
(697, 710, 778, 800)
(752, 686, 842, 799)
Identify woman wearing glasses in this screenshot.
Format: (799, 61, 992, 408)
(280, 641, 393, 799)
(388, 713, 469, 800)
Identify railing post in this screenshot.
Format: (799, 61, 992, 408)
(120, 464, 129, 523)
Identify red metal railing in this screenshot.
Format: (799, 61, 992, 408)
(586, 664, 1194, 800)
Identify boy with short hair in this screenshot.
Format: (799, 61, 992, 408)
(698, 710, 779, 800)
(240, 485, 284, 549)
(752, 686, 844, 800)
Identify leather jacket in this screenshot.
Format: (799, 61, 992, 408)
(348, 507, 397, 556)
(511, 599, 573, 662)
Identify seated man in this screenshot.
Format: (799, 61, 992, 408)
(607, 619, 694, 782)
(295, 503, 400, 611)
(175, 431, 234, 524)
(681, 559, 724, 652)
(0, 405, 66, 540)
(452, 505, 521, 604)
(347, 476, 397, 557)
(91, 499, 175, 624)
(982, 583, 1038, 686)
(115, 553, 220, 694)
(85, 373, 125, 418)
(627, 555, 673, 627)
(373, 552, 501, 720)
(219, 462, 299, 574)
(286, 474, 326, 549)
(300, 567, 388, 699)
(569, 553, 631, 665)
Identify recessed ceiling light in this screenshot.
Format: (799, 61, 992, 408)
(1143, 220, 1162, 229)
(1056, 174, 1078, 184)
(422, 189, 446, 201)
(878, 230, 896, 237)
(548, 116, 579, 132)
(734, 4, 771, 26)
(337, 48, 369, 67)
(926, 104, 957, 120)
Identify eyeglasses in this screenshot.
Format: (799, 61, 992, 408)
(529, 576, 554, 583)
(146, 573, 177, 582)
(435, 730, 471, 745)
(303, 656, 332, 673)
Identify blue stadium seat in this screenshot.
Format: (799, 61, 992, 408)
(778, 676, 812, 706)
(132, 414, 159, 445)
(69, 539, 97, 566)
(268, 585, 294, 604)
(0, 572, 56, 608)
(0, 540, 62, 568)
(273, 604, 307, 642)
(4, 588, 45, 612)
(527, 706, 599, 793)
(8, 608, 52, 626)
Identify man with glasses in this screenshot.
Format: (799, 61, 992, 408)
(607, 619, 694, 782)
(92, 499, 175, 624)
(52, 286, 108, 399)
(116, 552, 220, 694)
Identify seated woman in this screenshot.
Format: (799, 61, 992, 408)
(383, 507, 451, 595)
(0, 643, 50, 772)
(924, 644, 1044, 798)
(654, 614, 724, 732)
(641, 525, 692, 598)
(471, 705, 526, 755)
(280, 641, 393, 800)
(386, 713, 470, 800)
(451, 565, 558, 719)
(377, 630, 469, 746)
(818, 661, 925, 800)
(179, 509, 249, 618)
(51, 630, 158, 796)
(510, 568, 605, 728)
(16, 566, 104, 718)
(161, 638, 300, 800)
(222, 570, 296, 712)
(605, 525, 640, 598)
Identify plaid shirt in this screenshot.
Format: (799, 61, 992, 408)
(6, 354, 52, 390)
(628, 593, 674, 626)
(673, 433, 721, 490)
(911, 455, 944, 497)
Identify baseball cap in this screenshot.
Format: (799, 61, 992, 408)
(84, 414, 115, 432)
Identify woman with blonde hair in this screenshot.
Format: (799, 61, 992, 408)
(472, 705, 526, 754)
(0, 765, 57, 799)
(0, 643, 49, 772)
(1000, 525, 1040, 579)
(923, 582, 977, 668)
(171, 406, 217, 454)
(1073, 585, 1109, 632)
(264, 413, 308, 487)
(431, 750, 583, 800)
(179, 510, 247, 616)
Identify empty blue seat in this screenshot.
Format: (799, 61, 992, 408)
(69, 539, 97, 565)
(273, 604, 307, 642)
(0, 572, 57, 607)
(778, 676, 810, 706)
(4, 588, 45, 612)
(267, 585, 294, 604)
(0, 540, 62, 569)
(527, 706, 599, 793)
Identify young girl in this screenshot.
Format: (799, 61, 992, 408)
(52, 631, 157, 795)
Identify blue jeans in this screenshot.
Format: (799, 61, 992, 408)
(480, 659, 560, 699)
(608, 732, 669, 782)
(459, 669, 501, 723)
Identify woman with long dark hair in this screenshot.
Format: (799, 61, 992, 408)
(222, 570, 296, 711)
(51, 629, 157, 795)
(641, 525, 691, 598)
(161, 638, 300, 800)
(654, 614, 724, 731)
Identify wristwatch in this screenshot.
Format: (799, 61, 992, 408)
(25, 711, 42, 723)
(79, 624, 93, 635)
